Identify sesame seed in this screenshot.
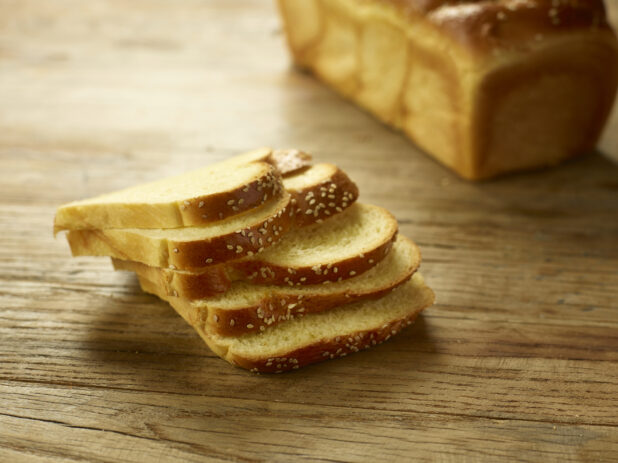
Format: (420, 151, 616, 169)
(198, 201, 205, 208)
(349, 271, 356, 276)
(230, 319, 235, 326)
(247, 324, 254, 329)
(227, 245, 234, 250)
(214, 314, 219, 322)
(173, 248, 179, 253)
(238, 198, 244, 205)
(205, 258, 213, 264)
(169, 264, 176, 270)
(227, 199, 235, 206)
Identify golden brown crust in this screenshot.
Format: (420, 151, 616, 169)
(207, 261, 414, 336)
(120, 226, 396, 298)
(67, 193, 295, 271)
(230, 233, 396, 286)
(170, 202, 293, 270)
(288, 166, 359, 227)
(230, 310, 423, 373)
(382, 0, 612, 54)
(471, 35, 618, 178)
(177, 169, 284, 226)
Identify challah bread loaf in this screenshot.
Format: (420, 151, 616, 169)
(134, 235, 420, 335)
(54, 147, 311, 232)
(113, 202, 398, 290)
(139, 273, 434, 373)
(277, 0, 618, 180)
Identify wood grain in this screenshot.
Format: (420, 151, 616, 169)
(0, 1, 617, 461)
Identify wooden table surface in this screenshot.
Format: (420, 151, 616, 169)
(1, 1, 617, 462)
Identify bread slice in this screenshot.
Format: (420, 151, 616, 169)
(54, 147, 311, 232)
(140, 273, 434, 373)
(67, 193, 293, 270)
(283, 163, 358, 226)
(113, 202, 398, 290)
(135, 235, 420, 335)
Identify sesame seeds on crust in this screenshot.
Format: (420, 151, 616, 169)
(236, 311, 422, 373)
(179, 168, 285, 226)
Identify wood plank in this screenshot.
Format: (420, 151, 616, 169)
(1, 382, 617, 463)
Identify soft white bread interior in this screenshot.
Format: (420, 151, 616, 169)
(67, 193, 293, 270)
(135, 235, 420, 335)
(140, 273, 434, 373)
(113, 202, 398, 291)
(277, 0, 618, 180)
(54, 147, 312, 232)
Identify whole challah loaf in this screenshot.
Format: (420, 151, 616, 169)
(277, 0, 618, 180)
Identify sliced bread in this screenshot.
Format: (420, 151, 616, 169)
(135, 235, 420, 335)
(140, 273, 434, 373)
(113, 202, 398, 289)
(55, 147, 311, 232)
(67, 193, 293, 270)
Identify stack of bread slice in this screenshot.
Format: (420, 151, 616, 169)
(55, 148, 434, 373)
